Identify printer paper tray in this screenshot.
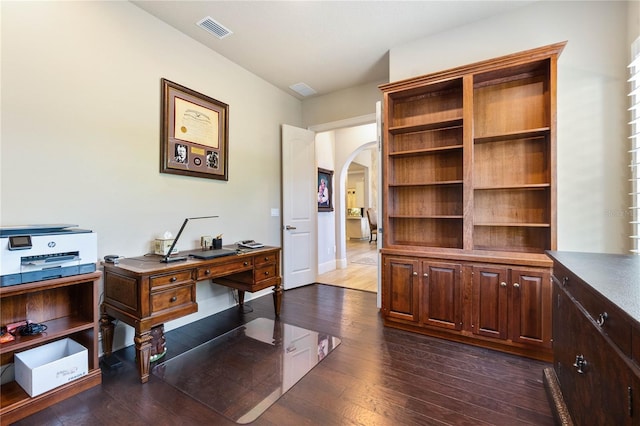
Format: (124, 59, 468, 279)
(1, 263, 96, 287)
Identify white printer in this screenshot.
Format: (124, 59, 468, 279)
(0, 224, 97, 287)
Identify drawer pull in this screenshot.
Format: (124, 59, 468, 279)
(244, 262, 249, 266)
(170, 277, 177, 282)
(513, 283, 520, 288)
(264, 257, 270, 261)
(500, 282, 507, 287)
(596, 312, 608, 327)
(170, 296, 177, 302)
(264, 271, 270, 276)
(562, 276, 569, 286)
(573, 354, 587, 374)
(204, 269, 211, 275)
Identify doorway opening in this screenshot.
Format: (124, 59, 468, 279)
(317, 141, 378, 293)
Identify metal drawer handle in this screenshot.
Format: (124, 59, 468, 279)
(170, 296, 177, 302)
(170, 277, 177, 282)
(573, 354, 587, 374)
(597, 312, 608, 327)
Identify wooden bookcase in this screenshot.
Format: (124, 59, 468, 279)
(380, 42, 565, 361)
(0, 272, 102, 424)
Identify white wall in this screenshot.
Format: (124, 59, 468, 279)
(390, 0, 631, 254)
(315, 132, 337, 273)
(302, 80, 383, 128)
(1, 1, 301, 349)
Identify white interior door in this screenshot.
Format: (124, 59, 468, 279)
(282, 124, 317, 290)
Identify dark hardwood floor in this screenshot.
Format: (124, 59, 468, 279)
(12, 285, 553, 425)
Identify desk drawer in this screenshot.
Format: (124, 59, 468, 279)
(254, 264, 277, 284)
(553, 263, 632, 356)
(254, 253, 277, 267)
(197, 258, 253, 280)
(151, 284, 195, 314)
(150, 271, 193, 288)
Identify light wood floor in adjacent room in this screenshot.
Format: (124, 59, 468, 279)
(317, 238, 378, 293)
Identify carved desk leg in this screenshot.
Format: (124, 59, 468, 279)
(273, 281, 282, 317)
(237, 289, 246, 307)
(134, 330, 153, 383)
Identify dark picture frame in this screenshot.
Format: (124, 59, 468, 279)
(160, 78, 229, 181)
(317, 168, 334, 212)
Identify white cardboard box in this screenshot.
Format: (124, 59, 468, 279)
(15, 338, 88, 397)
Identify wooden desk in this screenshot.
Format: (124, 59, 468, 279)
(544, 251, 640, 425)
(100, 246, 281, 383)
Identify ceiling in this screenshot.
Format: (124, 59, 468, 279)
(132, 1, 536, 99)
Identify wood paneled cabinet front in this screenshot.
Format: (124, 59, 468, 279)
(553, 279, 640, 425)
(421, 261, 462, 331)
(382, 255, 462, 331)
(382, 254, 552, 359)
(382, 256, 420, 323)
(472, 266, 551, 348)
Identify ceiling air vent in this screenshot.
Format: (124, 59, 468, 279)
(289, 83, 317, 97)
(196, 16, 233, 39)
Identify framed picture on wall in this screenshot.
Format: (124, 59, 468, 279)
(160, 78, 229, 181)
(317, 168, 334, 212)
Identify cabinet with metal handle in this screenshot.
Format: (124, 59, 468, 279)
(545, 251, 640, 425)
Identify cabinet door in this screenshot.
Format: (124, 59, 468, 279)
(382, 256, 420, 322)
(421, 261, 462, 330)
(472, 266, 508, 339)
(510, 269, 551, 347)
(554, 283, 637, 425)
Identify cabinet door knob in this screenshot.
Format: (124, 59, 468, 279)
(573, 354, 587, 374)
(243, 261, 249, 266)
(500, 282, 507, 287)
(423, 273, 429, 278)
(513, 283, 520, 288)
(412, 272, 418, 276)
(597, 312, 608, 327)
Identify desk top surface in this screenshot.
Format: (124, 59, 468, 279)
(103, 245, 280, 275)
(546, 250, 640, 324)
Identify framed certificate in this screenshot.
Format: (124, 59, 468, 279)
(160, 79, 229, 181)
